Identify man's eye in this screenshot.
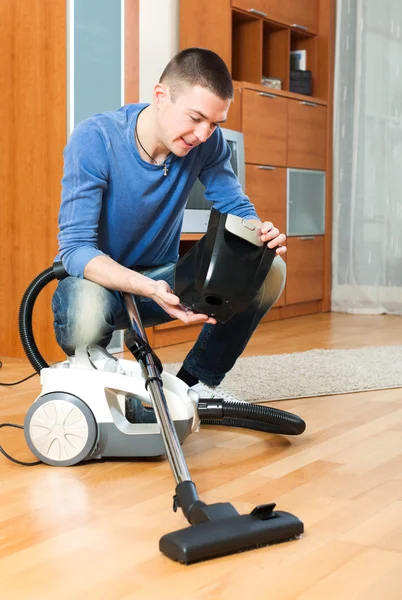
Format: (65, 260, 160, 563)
(190, 116, 201, 122)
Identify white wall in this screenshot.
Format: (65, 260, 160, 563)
(139, 0, 179, 103)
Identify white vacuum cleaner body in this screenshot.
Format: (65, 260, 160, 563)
(24, 346, 199, 467)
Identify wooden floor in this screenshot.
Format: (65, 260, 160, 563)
(1, 312, 402, 599)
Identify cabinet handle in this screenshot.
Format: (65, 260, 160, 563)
(259, 92, 276, 99)
(300, 101, 318, 107)
(257, 165, 276, 170)
(299, 236, 316, 240)
(291, 23, 308, 31)
(248, 8, 267, 17)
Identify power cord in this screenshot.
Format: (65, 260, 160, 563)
(0, 424, 41, 466)
(0, 371, 39, 386)
(0, 360, 41, 466)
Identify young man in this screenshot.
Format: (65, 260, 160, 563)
(53, 47, 286, 408)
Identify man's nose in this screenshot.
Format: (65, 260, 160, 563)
(195, 122, 211, 143)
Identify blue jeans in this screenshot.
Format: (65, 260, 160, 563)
(52, 258, 286, 386)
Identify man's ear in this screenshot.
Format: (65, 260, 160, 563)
(153, 82, 171, 109)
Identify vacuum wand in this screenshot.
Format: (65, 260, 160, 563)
(121, 292, 304, 564)
(122, 292, 191, 484)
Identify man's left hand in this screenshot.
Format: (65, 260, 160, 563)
(260, 221, 287, 255)
(249, 220, 287, 255)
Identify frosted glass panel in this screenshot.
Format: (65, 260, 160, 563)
(287, 169, 326, 236)
(74, 0, 122, 127)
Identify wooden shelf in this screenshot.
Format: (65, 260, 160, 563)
(180, 233, 203, 241)
(233, 80, 328, 105)
(262, 21, 290, 90)
(232, 9, 262, 84)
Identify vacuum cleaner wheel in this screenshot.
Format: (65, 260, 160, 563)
(24, 392, 97, 466)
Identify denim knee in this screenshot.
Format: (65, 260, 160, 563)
(52, 277, 121, 355)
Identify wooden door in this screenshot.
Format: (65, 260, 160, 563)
(245, 165, 286, 307)
(282, 0, 318, 32)
(242, 89, 288, 166)
(245, 165, 286, 232)
(286, 236, 324, 304)
(260, 0, 318, 33)
(181, 0, 232, 71)
(0, 1, 67, 360)
(287, 100, 327, 170)
(231, 0, 267, 17)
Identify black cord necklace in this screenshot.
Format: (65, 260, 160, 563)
(134, 114, 177, 176)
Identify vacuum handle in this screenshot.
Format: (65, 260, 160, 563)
(120, 292, 192, 486)
(121, 292, 163, 375)
(122, 292, 149, 343)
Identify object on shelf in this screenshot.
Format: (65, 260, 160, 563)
(261, 76, 282, 90)
(290, 49, 307, 71)
(290, 70, 312, 96)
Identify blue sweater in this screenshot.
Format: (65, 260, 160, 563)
(57, 103, 258, 277)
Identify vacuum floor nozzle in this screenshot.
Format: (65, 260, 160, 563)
(159, 508, 303, 564)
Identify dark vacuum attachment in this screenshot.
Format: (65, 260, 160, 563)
(160, 481, 303, 564)
(174, 208, 277, 323)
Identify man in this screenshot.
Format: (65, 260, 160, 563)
(53, 47, 286, 411)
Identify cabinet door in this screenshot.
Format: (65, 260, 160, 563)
(287, 100, 327, 170)
(286, 236, 324, 304)
(231, 0, 267, 17)
(287, 169, 326, 236)
(280, 0, 318, 32)
(243, 89, 288, 166)
(180, 1, 232, 70)
(245, 165, 286, 232)
(232, 0, 318, 33)
(245, 165, 286, 307)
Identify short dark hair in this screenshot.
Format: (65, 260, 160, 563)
(160, 47, 234, 102)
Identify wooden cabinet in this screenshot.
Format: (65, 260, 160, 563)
(182, 0, 330, 99)
(242, 89, 288, 165)
(287, 100, 327, 169)
(171, 0, 335, 348)
(286, 236, 324, 304)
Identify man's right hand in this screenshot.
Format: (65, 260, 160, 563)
(83, 255, 216, 325)
(150, 280, 217, 325)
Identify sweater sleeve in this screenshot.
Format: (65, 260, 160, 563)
(197, 127, 259, 221)
(57, 119, 109, 277)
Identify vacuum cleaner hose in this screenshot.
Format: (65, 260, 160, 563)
(199, 400, 305, 436)
(18, 265, 61, 373)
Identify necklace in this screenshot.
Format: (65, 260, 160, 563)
(134, 115, 175, 176)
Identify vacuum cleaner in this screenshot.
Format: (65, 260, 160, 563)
(18, 209, 305, 564)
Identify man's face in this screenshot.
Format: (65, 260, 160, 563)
(155, 84, 231, 156)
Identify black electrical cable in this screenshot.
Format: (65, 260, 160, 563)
(0, 423, 41, 466)
(0, 371, 39, 386)
(0, 363, 53, 465)
(0, 368, 41, 465)
(0, 362, 40, 464)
